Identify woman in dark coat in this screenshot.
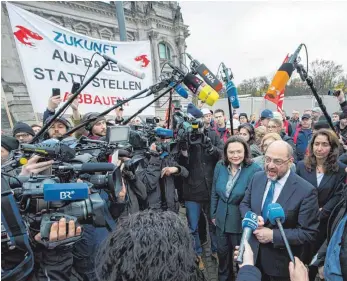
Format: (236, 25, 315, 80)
(211, 136, 261, 281)
(296, 129, 346, 266)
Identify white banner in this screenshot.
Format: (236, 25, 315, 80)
(6, 3, 154, 116)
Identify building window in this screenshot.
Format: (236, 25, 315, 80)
(158, 42, 171, 60)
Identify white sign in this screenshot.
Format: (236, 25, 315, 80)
(6, 3, 154, 115)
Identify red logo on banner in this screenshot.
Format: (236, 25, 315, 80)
(13, 25, 43, 47)
(134, 55, 150, 67)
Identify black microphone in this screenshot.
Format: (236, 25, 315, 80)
(236, 211, 258, 264)
(267, 203, 295, 264)
(57, 163, 116, 173)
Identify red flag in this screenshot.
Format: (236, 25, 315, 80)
(264, 54, 289, 112)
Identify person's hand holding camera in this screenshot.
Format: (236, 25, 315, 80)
(34, 218, 82, 243)
(336, 89, 345, 104)
(20, 155, 54, 176)
(47, 95, 61, 112)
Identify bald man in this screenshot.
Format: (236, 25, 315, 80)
(240, 140, 319, 281)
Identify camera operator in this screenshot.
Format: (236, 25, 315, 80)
(114, 149, 147, 220)
(137, 136, 189, 213)
(178, 109, 224, 270)
(80, 112, 107, 140)
(43, 115, 72, 140)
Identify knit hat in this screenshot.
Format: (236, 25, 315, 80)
(44, 116, 71, 130)
(312, 107, 322, 113)
(339, 112, 347, 120)
(313, 121, 330, 131)
(187, 103, 203, 118)
(12, 122, 35, 137)
(82, 112, 106, 132)
(239, 113, 248, 120)
(261, 109, 273, 119)
(1, 135, 19, 152)
(272, 112, 282, 121)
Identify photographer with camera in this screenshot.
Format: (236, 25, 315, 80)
(178, 108, 224, 270)
(137, 134, 189, 213)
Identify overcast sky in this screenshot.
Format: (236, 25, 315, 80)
(180, 1, 347, 84)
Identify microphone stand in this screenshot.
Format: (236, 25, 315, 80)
(122, 80, 182, 125)
(295, 63, 335, 131)
(32, 59, 110, 143)
(221, 63, 234, 135)
(167, 90, 173, 129)
(63, 87, 150, 137)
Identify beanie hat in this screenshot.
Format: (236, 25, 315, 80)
(12, 122, 35, 137)
(44, 116, 71, 130)
(1, 135, 19, 152)
(187, 103, 203, 118)
(261, 109, 273, 119)
(82, 112, 106, 132)
(239, 113, 248, 120)
(313, 121, 330, 131)
(272, 112, 282, 121)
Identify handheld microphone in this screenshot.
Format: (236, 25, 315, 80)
(100, 54, 145, 79)
(267, 203, 295, 264)
(266, 44, 303, 99)
(43, 183, 89, 201)
(236, 211, 258, 264)
(154, 127, 173, 139)
(169, 82, 189, 99)
(226, 80, 240, 109)
(183, 73, 219, 106)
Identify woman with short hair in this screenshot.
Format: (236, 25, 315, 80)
(211, 136, 261, 281)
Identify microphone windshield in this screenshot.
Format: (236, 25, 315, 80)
(267, 203, 286, 225)
(226, 80, 240, 109)
(155, 127, 173, 138)
(242, 211, 258, 230)
(187, 103, 203, 118)
(183, 73, 204, 94)
(169, 82, 189, 99)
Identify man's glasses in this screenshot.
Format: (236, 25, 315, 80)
(264, 156, 291, 166)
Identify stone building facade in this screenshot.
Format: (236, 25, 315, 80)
(1, 1, 190, 132)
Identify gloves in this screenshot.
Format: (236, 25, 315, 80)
(203, 136, 214, 154)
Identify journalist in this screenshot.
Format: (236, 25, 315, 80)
(137, 137, 188, 213)
(178, 112, 224, 270)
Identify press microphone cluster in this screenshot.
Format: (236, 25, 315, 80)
(236, 211, 258, 264)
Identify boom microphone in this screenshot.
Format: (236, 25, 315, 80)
(183, 73, 219, 106)
(267, 203, 295, 264)
(266, 44, 303, 99)
(236, 211, 258, 264)
(100, 54, 145, 79)
(226, 80, 240, 109)
(57, 163, 116, 173)
(169, 82, 189, 99)
(186, 53, 223, 93)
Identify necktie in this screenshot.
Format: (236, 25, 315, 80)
(262, 180, 277, 222)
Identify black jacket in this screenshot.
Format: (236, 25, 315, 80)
(315, 184, 347, 280)
(280, 131, 297, 163)
(240, 170, 319, 278)
(179, 128, 224, 202)
(137, 154, 188, 213)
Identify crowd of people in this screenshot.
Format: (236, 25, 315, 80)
(1, 89, 346, 281)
